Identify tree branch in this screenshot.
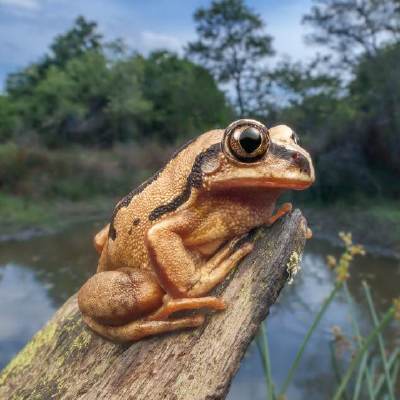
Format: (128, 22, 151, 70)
(0, 209, 309, 400)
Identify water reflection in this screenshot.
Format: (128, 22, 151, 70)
(0, 220, 399, 398)
(0, 220, 105, 308)
(0, 265, 54, 368)
(228, 238, 400, 399)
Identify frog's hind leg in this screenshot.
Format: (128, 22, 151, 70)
(82, 313, 205, 342)
(78, 267, 206, 342)
(147, 296, 227, 321)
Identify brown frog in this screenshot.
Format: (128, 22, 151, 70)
(78, 119, 315, 342)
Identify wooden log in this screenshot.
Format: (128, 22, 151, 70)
(0, 209, 309, 400)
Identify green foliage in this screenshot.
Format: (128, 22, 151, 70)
(3, 16, 229, 148)
(350, 42, 400, 174)
(50, 16, 102, 68)
(187, 0, 274, 114)
(0, 142, 48, 194)
(141, 51, 231, 142)
(0, 142, 162, 200)
(0, 95, 17, 142)
(267, 1, 400, 201)
(264, 58, 343, 145)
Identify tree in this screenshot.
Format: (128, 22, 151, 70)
(186, 0, 274, 115)
(33, 52, 152, 147)
(6, 16, 103, 99)
(303, 0, 400, 66)
(0, 95, 17, 143)
(265, 57, 343, 144)
(50, 16, 103, 68)
(142, 51, 231, 143)
(350, 41, 400, 176)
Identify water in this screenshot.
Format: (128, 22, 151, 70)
(0, 220, 399, 398)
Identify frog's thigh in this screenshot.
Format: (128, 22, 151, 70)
(78, 267, 164, 326)
(145, 211, 201, 296)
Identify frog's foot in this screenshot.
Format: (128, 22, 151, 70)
(82, 313, 205, 342)
(147, 296, 227, 321)
(187, 240, 254, 298)
(268, 203, 292, 225)
(202, 234, 250, 275)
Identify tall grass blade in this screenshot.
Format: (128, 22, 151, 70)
(343, 281, 375, 399)
(329, 341, 349, 400)
(279, 282, 341, 398)
(332, 306, 396, 400)
(373, 347, 400, 397)
(353, 352, 369, 400)
(363, 282, 395, 400)
(369, 357, 377, 385)
(390, 360, 399, 386)
(257, 323, 274, 400)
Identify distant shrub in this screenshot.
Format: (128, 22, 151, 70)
(0, 142, 169, 201)
(0, 143, 49, 194)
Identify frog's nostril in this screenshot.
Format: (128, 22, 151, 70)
(292, 152, 310, 176)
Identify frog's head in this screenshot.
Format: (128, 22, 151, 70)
(205, 119, 315, 190)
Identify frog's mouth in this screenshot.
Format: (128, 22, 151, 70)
(211, 177, 314, 191)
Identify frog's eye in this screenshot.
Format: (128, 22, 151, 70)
(223, 119, 270, 163)
(291, 131, 301, 146)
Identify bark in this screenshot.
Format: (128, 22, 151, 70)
(0, 209, 309, 400)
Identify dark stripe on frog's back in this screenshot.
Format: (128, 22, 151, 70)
(108, 137, 198, 239)
(149, 142, 221, 221)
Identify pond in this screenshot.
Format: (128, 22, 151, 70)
(0, 219, 399, 399)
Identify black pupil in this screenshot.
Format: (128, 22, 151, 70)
(239, 127, 262, 154)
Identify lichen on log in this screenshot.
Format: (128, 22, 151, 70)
(0, 209, 309, 400)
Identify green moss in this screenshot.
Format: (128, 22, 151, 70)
(55, 319, 91, 368)
(0, 322, 57, 387)
(252, 228, 267, 243)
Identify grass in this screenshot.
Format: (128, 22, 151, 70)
(0, 192, 114, 236)
(0, 141, 168, 234)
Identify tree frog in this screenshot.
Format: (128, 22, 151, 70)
(78, 119, 315, 342)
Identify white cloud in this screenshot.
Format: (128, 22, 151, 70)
(0, 0, 39, 10)
(141, 30, 183, 54)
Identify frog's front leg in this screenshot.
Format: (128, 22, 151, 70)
(93, 223, 110, 253)
(267, 203, 292, 225)
(146, 211, 253, 299)
(266, 202, 312, 239)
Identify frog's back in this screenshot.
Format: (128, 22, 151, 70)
(102, 129, 223, 271)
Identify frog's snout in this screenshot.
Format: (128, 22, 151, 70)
(291, 151, 311, 177)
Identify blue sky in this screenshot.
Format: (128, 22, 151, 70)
(0, 0, 316, 92)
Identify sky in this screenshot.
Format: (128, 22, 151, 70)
(0, 0, 317, 92)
